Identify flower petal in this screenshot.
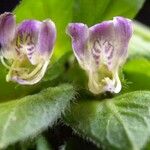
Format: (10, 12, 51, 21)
(0, 13, 17, 59)
(66, 23, 89, 65)
(89, 17, 132, 93)
(1, 15, 56, 85)
(0, 12, 16, 46)
(113, 17, 132, 68)
(89, 17, 132, 71)
(16, 20, 41, 64)
(8, 61, 49, 85)
(17, 20, 41, 38)
(67, 17, 132, 94)
(89, 21, 113, 68)
(37, 20, 56, 60)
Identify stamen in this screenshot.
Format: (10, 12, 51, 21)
(19, 62, 44, 79)
(0, 56, 11, 69)
(6, 60, 18, 82)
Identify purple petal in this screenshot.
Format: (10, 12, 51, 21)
(0, 12, 16, 46)
(89, 21, 113, 66)
(89, 21, 113, 40)
(113, 17, 132, 57)
(16, 20, 41, 63)
(16, 19, 56, 65)
(37, 20, 56, 59)
(66, 23, 89, 62)
(16, 20, 41, 44)
(89, 17, 132, 70)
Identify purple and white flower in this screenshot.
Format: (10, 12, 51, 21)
(67, 17, 132, 94)
(0, 12, 56, 85)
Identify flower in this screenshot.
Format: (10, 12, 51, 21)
(67, 17, 132, 94)
(0, 12, 56, 85)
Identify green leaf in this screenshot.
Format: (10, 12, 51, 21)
(62, 61, 88, 89)
(14, 0, 145, 58)
(64, 91, 150, 150)
(122, 57, 150, 92)
(42, 52, 72, 82)
(36, 136, 52, 150)
(0, 84, 75, 149)
(143, 141, 150, 150)
(129, 22, 150, 58)
(73, 0, 145, 25)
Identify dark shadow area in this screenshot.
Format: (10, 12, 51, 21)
(135, 0, 150, 26)
(0, 0, 20, 13)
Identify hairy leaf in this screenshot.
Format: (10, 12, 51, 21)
(0, 84, 75, 149)
(64, 91, 150, 150)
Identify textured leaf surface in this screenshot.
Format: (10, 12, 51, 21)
(0, 84, 75, 149)
(64, 91, 150, 150)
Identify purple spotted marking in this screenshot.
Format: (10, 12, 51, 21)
(93, 40, 101, 53)
(107, 47, 114, 60)
(25, 34, 30, 41)
(15, 47, 21, 55)
(92, 40, 102, 65)
(27, 45, 34, 51)
(104, 41, 113, 54)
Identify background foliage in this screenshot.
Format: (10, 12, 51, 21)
(0, 0, 149, 149)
